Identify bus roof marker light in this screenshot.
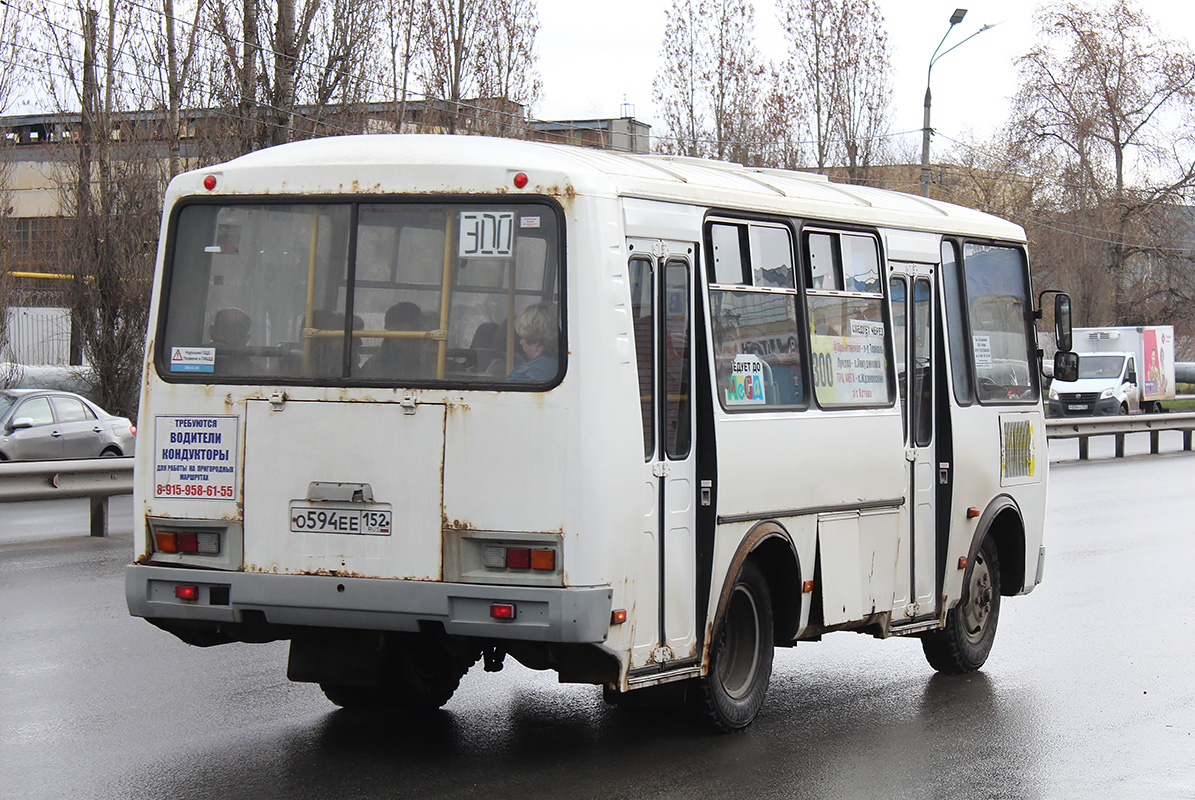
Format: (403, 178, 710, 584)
(513, 172, 528, 189)
(203, 175, 217, 190)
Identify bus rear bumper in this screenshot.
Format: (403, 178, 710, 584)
(125, 564, 613, 644)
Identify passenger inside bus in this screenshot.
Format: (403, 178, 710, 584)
(309, 311, 363, 376)
(506, 303, 558, 381)
(360, 302, 429, 378)
(209, 307, 256, 375)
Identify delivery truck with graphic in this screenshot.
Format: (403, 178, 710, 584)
(1048, 325, 1175, 416)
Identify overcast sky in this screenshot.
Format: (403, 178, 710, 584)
(537, 0, 1195, 158)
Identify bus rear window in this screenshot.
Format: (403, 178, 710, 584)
(158, 201, 562, 388)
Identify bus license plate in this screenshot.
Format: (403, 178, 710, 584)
(289, 504, 392, 536)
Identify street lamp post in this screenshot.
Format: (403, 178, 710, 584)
(920, 9, 994, 198)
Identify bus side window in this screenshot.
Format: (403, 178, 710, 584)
(890, 277, 907, 428)
(941, 240, 974, 405)
(803, 229, 890, 409)
(806, 232, 840, 290)
(706, 218, 804, 412)
(629, 257, 655, 460)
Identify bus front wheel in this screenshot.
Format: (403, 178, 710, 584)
(699, 560, 774, 732)
(921, 536, 1001, 673)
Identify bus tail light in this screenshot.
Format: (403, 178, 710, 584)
(482, 545, 556, 571)
(174, 585, 199, 601)
(154, 529, 220, 555)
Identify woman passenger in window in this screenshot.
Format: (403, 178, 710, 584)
(507, 303, 558, 381)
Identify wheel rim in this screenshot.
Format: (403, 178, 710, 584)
(717, 583, 761, 700)
(961, 553, 994, 644)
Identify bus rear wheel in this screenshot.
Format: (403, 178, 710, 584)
(321, 636, 477, 713)
(921, 536, 1001, 673)
(699, 560, 774, 732)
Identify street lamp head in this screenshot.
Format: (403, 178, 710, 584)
(950, 8, 967, 25)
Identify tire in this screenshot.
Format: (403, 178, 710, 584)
(699, 560, 774, 732)
(100, 447, 122, 457)
(320, 682, 392, 709)
(320, 636, 477, 712)
(921, 536, 1001, 673)
(390, 636, 477, 712)
(1118, 403, 1128, 415)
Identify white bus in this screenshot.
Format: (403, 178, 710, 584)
(127, 135, 1074, 731)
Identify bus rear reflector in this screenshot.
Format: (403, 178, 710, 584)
(174, 585, 199, 601)
(490, 603, 516, 620)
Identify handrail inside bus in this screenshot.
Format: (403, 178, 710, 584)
(301, 208, 321, 372)
(436, 213, 455, 380)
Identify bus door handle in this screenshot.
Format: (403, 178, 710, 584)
(939, 462, 950, 485)
(652, 462, 669, 478)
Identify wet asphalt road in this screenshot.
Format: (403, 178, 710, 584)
(2, 445, 1194, 799)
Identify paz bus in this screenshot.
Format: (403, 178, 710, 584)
(126, 135, 1075, 731)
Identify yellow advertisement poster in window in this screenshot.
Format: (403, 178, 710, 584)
(810, 319, 887, 405)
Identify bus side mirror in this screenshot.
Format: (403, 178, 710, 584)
(1054, 351, 1079, 383)
(1054, 294, 1072, 352)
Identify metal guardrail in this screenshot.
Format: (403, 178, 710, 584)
(1046, 412, 1195, 460)
(0, 457, 133, 537)
(0, 412, 1190, 536)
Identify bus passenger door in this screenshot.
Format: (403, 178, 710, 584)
(889, 266, 938, 622)
(628, 240, 697, 669)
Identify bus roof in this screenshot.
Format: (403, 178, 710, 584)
(176, 134, 1025, 242)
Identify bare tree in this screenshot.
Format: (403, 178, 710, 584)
(417, 0, 540, 135)
(474, 0, 541, 136)
(124, 0, 211, 176)
(1012, 0, 1195, 325)
(384, 0, 421, 131)
(777, 0, 894, 182)
(653, 0, 762, 161)
(0, 0, 22, 379)
(707, 0, 762, 162)
(756, 67, 805, 170)
(653, 0, 707, 156)
(30, 0, 161, 415)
